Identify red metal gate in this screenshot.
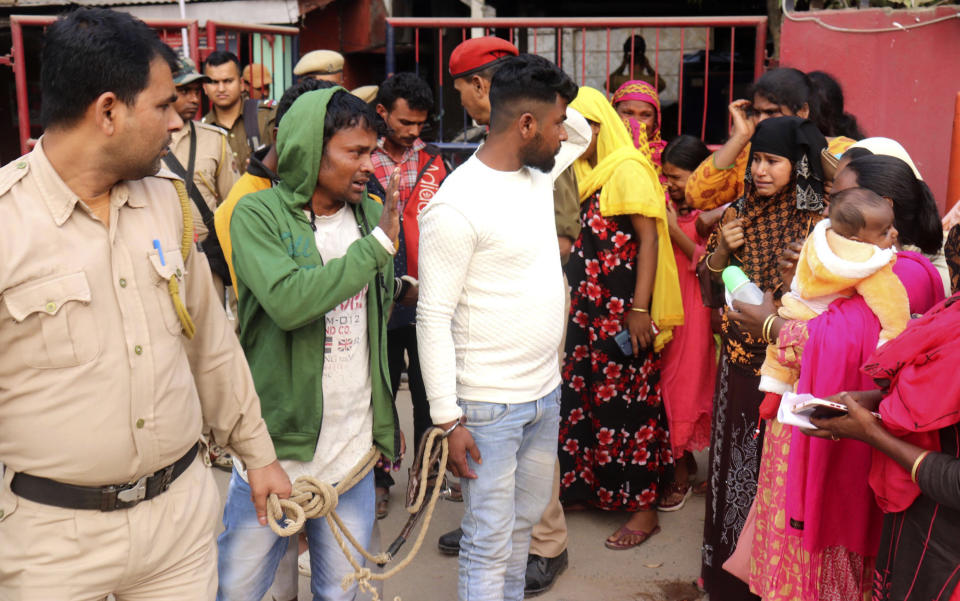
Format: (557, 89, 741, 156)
(385, 16, 768, 146)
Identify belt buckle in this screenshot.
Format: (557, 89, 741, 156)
(116, 475, 149, 505)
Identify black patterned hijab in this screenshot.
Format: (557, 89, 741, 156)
(746, 116, 828, 213)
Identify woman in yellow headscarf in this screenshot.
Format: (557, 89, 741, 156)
(558, 86, 684, 550)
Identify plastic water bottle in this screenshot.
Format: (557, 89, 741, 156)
(722, 266, 764, 310)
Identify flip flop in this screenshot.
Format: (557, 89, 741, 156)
(658, 481, 692, 512)
(693, 480, 708, 496)
(604, 524, 661, 550)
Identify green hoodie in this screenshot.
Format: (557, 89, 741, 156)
(229, 87, 397, 462)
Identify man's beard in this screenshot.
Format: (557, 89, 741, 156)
(519, 132, 557, 173)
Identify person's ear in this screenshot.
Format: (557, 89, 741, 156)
(472, 75, 488, 98)
(797, 103, 810, 119)
(376, 103, 390, 121)
(518, 112, 537, 139)
(93, 92, 121, 136)
(883, 196, 894, 207)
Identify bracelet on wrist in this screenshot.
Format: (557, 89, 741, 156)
(706, 252, 726, 273)
(441, 417, 465, 438)
(629, 307, 649, 314)
(911, 450, 931, 484)
(762, 314, 777, 344)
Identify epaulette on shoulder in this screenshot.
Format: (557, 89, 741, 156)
(259, 99, 277, 109)
(154, 165, 184, 182)
(0, 156, 31, 197)
(195, 121, 229, 137)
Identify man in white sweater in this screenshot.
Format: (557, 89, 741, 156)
(417, 55, 581, 601)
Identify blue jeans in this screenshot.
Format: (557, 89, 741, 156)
(458, 386, 561, 601)
(216, 468, 375, 601)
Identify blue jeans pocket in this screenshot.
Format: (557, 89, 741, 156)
(458, 400, 509, 427)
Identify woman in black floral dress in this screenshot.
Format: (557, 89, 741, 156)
(559, 87, 684, 549)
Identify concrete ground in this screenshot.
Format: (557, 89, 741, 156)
(212, 386, 708, 601)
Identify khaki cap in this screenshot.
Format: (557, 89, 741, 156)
(294, 49, 344, 76)
(350, 85, 378, 104)
(241, 64, 272, 87)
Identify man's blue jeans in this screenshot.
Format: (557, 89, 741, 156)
(216, 468, 375, 601)
(458, 386, 561, 601)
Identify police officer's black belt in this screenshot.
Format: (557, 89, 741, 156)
(10, 442, 199, 511)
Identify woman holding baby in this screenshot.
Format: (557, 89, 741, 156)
(731, 148, 945, 600)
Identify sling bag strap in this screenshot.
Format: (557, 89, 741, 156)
(163, 123, 216, 228)
(243, 98, 263, 153)
(162, 125, 232, 285)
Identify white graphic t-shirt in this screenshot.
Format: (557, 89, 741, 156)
(279, 205, 374, 484)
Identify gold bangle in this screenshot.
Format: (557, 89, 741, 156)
(705, 252, 725, 273)
(911, 450, 931, 484)
(630, 307, 649, 313)
(762, 314, 777, 344)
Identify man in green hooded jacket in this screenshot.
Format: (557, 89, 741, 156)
(216, 87, 401, 601)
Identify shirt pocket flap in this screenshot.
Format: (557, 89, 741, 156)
(3, 272, 92, 322)
(149, 250, 185, 282)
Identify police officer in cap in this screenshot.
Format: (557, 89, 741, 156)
(293, 49, 345, 84)
(0, 9, 290, 599)
(202, 50, 276, 173)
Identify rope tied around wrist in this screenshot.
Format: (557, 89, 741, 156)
(265, 427, 449, 601)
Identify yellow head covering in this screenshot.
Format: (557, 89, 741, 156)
(569, 86, 684, 350)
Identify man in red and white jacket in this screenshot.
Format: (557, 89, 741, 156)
(370, 72, 447, 517)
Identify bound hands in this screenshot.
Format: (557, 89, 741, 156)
(247, 459, 292, 526)
(437, 417, 481, 480)
(378, 168, 401, 243)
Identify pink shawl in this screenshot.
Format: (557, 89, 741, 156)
(785, 252, 944, 555)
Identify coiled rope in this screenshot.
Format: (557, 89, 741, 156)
(266, 427, 449, 601)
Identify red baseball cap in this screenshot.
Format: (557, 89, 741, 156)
(448, 36, 519, 79)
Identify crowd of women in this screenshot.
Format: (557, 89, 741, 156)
(553, 65, 960, 600)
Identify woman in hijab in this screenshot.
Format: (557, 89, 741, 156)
(696, 116, 828, 600)
(558, 86, 683, 550)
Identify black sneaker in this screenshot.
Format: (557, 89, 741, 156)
(524, 549, 568, 596)
(437, 527, 462, 555)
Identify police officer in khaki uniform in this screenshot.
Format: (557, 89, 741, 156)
(0, 10, 290, 600)
(202, 50, 276, 173)
(293, 49, 345, 84)
(170, 54, 239, 246)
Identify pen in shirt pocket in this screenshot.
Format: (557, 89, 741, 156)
(153, 239, 166, 266)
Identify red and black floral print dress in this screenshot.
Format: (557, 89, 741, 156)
(558, 190, 674, 512)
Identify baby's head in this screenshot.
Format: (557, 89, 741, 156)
(829, 187, 898, 249)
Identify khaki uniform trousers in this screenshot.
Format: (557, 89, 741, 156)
(528, 273, 570, 559)
(0, 458, 219, 601)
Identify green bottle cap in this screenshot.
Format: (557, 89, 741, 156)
(721, 265, 750, 293)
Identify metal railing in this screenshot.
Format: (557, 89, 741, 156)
(10, 15, 201, 155)
(385, 16, 768, 151)
(8, 16, 298, 156)
(202, 21, 299, 104)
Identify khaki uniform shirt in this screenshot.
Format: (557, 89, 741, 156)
(553, 165, 582, 264)
(202, 100, 276, 175)
(170, 121, 239, 241)
(0, 139, 276, 488)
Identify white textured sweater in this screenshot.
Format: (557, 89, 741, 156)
(416, 155, 566, 424)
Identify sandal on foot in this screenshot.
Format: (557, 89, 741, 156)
(658, 481, 692, 512)
(604, 525, 661, 550)
(376, 490, 390, 520)
(692, 480, 708, 496)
